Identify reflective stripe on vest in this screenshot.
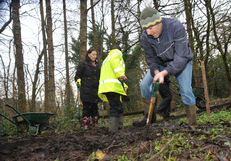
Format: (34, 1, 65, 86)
(112, 51, 122, 58)
(114, 67, 123, 73)
(102, 56, 110, 66)
(99, 79, 121, 85)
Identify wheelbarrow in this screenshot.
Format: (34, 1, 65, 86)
(0, 104, 54, 135)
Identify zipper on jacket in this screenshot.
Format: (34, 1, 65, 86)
(157, 38, 160, 43)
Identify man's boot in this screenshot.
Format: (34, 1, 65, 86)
(92, 116, 99, 127)
(185, 105, 197, 127)
(119, 114, 123, 129)
(83, 116, 90, 129)
(109, 117, 120, 133)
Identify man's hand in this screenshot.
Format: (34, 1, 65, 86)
(153, 70, 168, 84)
(118, 75, 127, 80)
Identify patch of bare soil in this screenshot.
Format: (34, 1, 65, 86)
(0, 121, 231, 161)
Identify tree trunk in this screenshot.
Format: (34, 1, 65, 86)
(90, 0, 101, 62)
(0, 55, 9, 101)
(183, 0, 195, 54)
(40, 0, 49, 112)
(204, 0, 211, 66)
(31, 50, 44, 112)
(12, 63, 17, 109)
(137, 0, 142, 37)
(63, 0, 71, 107)
(12, 0, 27, 113)
(183, 0, 203, 88)
(153, 0, 159, 9)
(90, 0, 97, 48)
(0, 51, 11, 115)
(80, 0, 87, 60)
(99, 0, 105, 62)
(45, 0, 56, 113)
(111, 0, 116, 47)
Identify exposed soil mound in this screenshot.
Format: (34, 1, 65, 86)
(0, 121, 231, 161)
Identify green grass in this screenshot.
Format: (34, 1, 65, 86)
(98, 109, 231, 161)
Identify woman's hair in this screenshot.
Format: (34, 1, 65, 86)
(85, 47, 97, 62)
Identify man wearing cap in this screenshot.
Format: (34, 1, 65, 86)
(139, 7, 197, 127)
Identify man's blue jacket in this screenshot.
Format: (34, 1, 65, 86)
(140, 18, 194, 76)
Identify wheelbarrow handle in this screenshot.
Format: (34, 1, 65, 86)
(5, 104, 22, 115)
(0, 112, 17, 125)
(5, 104, 31, 126)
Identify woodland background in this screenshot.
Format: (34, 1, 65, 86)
(0, 0, 230, 116)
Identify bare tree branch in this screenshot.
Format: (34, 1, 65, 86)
(0, 1, 12, 34)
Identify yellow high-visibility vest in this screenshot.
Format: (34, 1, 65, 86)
(98, 49, 128, 102)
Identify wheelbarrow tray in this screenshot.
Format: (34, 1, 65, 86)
(13, 112, 54, 125)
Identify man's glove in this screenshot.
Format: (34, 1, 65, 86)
(76, 79, 81, 89)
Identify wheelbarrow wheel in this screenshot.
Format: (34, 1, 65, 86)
(38, 123, 46, 134)
(18, 122, 29, 133)
(38, 123, 54, 134)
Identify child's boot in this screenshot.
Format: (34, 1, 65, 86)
(92, 116, 99, 127)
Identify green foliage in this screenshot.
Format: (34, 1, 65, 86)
(109, 152, 132, 161)
(113, 109, 231, 160)
(224, 141, 231, 147)
(51, 103, 109, 133)
(54, 158, 61, 161)
(117, 154, 131, 161)
(207, 55, 231, 98)
(69, 37, 81, 66)
(52, 104, 81, 133)
(0, 119, 17, 136)
(88, 23, 108, 62)
(122, 114, 143, 127)
(198, 110, 231, 124)
(123, 44, 144, 112)
(196, 110, 231, 141)
(0, 118, 40, 137)
(87, 152, 96, 161)
(155, 145, 161, 151)
(204, 151, 216, 161)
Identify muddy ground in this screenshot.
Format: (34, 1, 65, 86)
(0, 120, 231, 161)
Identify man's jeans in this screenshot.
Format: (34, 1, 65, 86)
(140, 69, 155, 98)
(140, 61, 195, 105)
